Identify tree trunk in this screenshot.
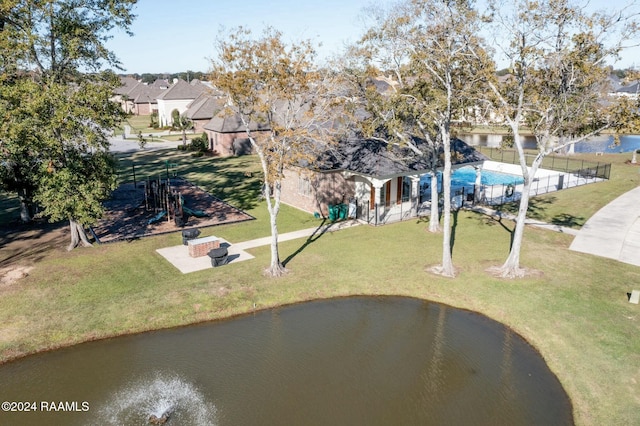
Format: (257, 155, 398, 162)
(498, 155, 543, 278)
(428, 170, 441, 232)
(18, 188, 32, 223)
(255, 146, 287, 277)
(438, 133, 455, 277)
(182, 129, 187, 146)
(19, 199, 32, 223)
(474, 166, 482, 203)
(264, 180, 287, 277)
(67, 219, 93, 251)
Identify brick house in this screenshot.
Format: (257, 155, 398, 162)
(280, 138, 487, 224)
(203, 112, 270, 156)
(113, 77, 168, 115)
(184, 92, 225, 134)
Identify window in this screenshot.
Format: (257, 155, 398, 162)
(402, 177, 412, 202)
(298, 176, 311, 197)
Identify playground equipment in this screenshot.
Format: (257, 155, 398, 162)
(130, 160, 209, 227)
(142, 177, 209, 226)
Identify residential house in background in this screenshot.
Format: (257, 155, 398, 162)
(615, 81, 639, 100)
(113, 77, 170, 115)
(203, 112, 270, 156)
(184, 92, 225, 134)
(156, 79, 208, 127)
(112, 76, 139, 113)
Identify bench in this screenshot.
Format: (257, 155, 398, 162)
(187, 235, 221, 258)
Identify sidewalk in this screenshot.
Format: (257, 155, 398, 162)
(468, 206, 580, 236)
(569, 186, 640, 267)
(156, 220, 360, 274)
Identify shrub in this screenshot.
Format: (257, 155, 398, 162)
(188, 133, 208, 152)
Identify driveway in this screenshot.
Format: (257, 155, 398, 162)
(569, 186, 640, 267)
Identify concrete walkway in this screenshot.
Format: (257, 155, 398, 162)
(569, 186, 640, 267)
(469, 205, 580, 236)
(157, 220, 360, 274)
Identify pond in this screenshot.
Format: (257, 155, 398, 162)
(0, 297, 573, 425)
(573, 135, 640, 153)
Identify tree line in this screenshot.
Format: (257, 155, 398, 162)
(121, 71, 208, 84)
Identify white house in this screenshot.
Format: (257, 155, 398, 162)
(156, 79, 208, 127)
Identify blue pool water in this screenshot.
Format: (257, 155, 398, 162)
(420, 167, 523, 190)
(452, 166, 524, 186)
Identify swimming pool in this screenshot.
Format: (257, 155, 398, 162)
(420, 166, 524, 190)
(452, 166, 524, 186)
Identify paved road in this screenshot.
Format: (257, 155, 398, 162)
(569, 186, 640, 267)
(108, 136, 181, 153)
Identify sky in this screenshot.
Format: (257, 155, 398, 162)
(105, 0, 640, 75)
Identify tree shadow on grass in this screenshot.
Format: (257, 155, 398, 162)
(495, 196, 556, 221)
(551, 213, 585, 228)
(282, 219, 329, 267)
(118, 151, 264, 211)
(471, 210, 516, 249)
(0, 220, 67, 267)
(210, 171, 262, 211)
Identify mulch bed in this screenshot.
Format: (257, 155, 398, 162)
(91, 177, 254, 243)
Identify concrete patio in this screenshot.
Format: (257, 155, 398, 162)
(156, 220, 361, 274)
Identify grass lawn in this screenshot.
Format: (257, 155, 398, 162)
(116, 114, 165, 135)
(1, 150, 639, 426)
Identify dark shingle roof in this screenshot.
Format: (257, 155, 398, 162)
(115, 76, 139, 95)
(156, 79, 207, 101)
(204, 111, 270, 133)
(151, 79, 170, 89)
(126, 83, 165, 104)
(185, 94, 225, 120)
(316, 138, 487, 177)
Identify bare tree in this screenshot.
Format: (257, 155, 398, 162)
(346, 0, 494, 277)
(211, 27, 338, 277)
(482, 0, 640, 278)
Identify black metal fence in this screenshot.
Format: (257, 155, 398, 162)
(356, 200, 416, 226)
(353, 150, 612, 225)
(478, 147, 611, 180)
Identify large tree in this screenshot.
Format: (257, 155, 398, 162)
(0, 0, 136, 249)
(211, 27, 337, 277)
(482, 0, 640, 277)
(350, 0, 493, 277)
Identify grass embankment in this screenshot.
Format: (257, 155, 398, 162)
(1, 150, 639, 426)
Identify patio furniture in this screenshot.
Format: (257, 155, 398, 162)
(182, 228, 201, 245)
(208, 247, 229, 267)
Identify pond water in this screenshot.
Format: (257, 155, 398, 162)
(459, 133, 640, 153)
(573, 135, 640, 153)
(0, 297, 573, 425)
